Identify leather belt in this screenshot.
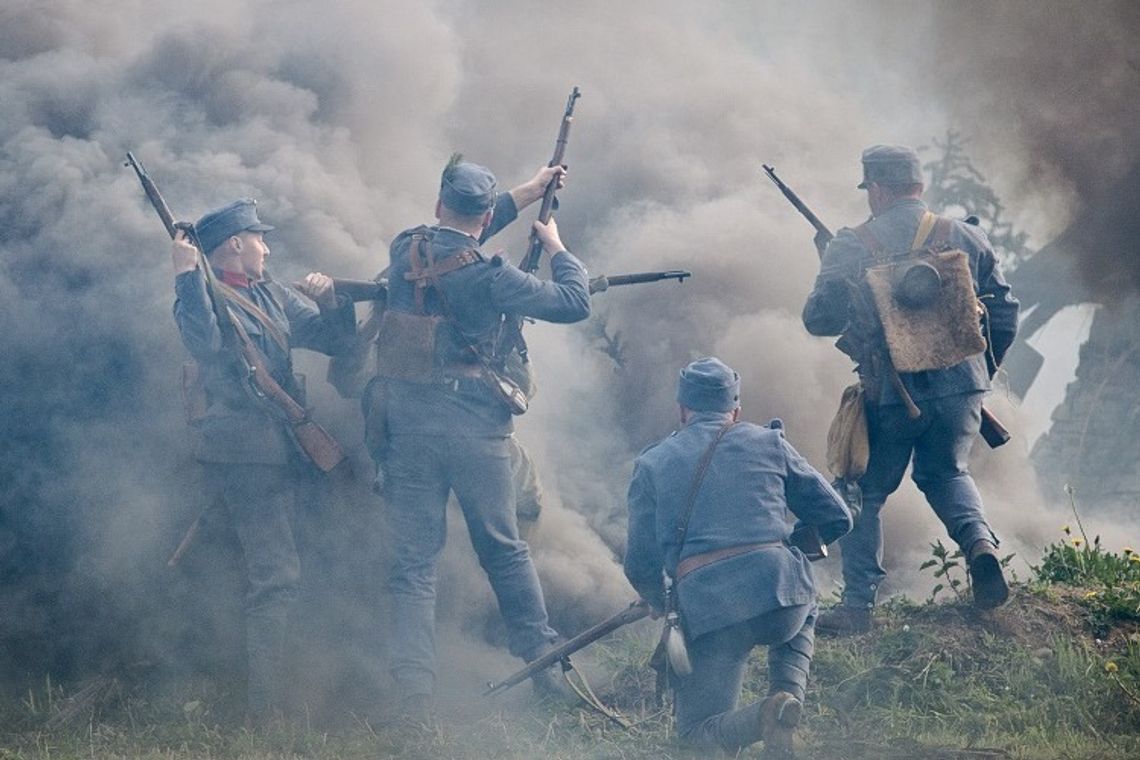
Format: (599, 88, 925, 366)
(675, 541, 782, 582)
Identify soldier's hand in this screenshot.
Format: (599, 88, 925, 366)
(171, 229, 199, 275)
(532, 163, 567, 192)
(295, 272, 337, 309)
(532, 218, 566, 254)
(511, 164, 567, 209)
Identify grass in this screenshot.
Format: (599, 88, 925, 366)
(3, 531, 1140, 759)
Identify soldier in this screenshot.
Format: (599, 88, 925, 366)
(802, 145, 1019, 635)
(624, 357, 851, 757)
(171, 199, 356, 721)
(373, 157, 588, 716)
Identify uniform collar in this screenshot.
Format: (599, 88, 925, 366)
(216, 268, 254, 288)
(433, 224, 480, 243)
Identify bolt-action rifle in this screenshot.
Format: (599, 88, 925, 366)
(330, 269, 691, 303)
(588, 269, 691, 293)
(495, 86, 581, 363)
(761, 164, 1010, 449)
(484, 600, 649, 697)
(126, 151, 346, 472)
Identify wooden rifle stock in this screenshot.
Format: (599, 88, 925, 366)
(126, 151, 345, 471)
(762, 162, 1011, 449)
(483, 600, 649, 697)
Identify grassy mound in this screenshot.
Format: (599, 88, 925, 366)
(2, 533, 1139, 759)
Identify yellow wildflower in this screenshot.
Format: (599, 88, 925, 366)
(1084, 591, 1099, 599)
(1124, 547, 1134, 555)
(1062, 525, 1072, 535)
(1073, 538, 1084, 547)
(1105, 662, 1119, 673)
(1129, 555, 1140, 564)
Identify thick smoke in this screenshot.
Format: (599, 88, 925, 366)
(1, 0, 1135, 716)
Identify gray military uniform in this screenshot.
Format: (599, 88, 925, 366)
(803, 191, 1018, 610)
(625, 364, 851, 752)
(379, 178, 590, 698)
(173, 200, 355, 719)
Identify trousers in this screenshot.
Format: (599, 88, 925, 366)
(675, 602, 816, 752)
(209, 462, 301, 719)
(383, 433, 558, 696)
(839, 391, 997, 607)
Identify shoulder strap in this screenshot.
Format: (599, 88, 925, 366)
(673, 421, 736, 560)
(215, 281, 290, 354)
(910, 211, 939, 250)
(405, 233, 482, 315)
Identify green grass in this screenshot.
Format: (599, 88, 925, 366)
(4, 534, 1140, 759)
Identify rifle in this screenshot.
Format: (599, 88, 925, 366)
(333, 270, 691, 301)
(484, 599, 649, 697)
(762, 164, 833, 257)
(588, 269, 691, 294)
(762, 163, 1010, 449)
(126, 151, 346, 472)
(496, 86, 581, 362)
(329, 277, 388, 302)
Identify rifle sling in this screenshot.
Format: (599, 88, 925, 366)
(671, 421, 736, 578)
(410, 235, 493, 368)
(215, 281, 291, 355)
(223, 312, 306, 420)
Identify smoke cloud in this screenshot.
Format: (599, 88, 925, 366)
(1, 0, 1135, 717)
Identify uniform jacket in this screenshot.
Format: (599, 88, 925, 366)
(624, 415, 852, 640)
(174, 269, 356, 464)
(383, 193, 590, 437)
(802, 198, 1019, 406)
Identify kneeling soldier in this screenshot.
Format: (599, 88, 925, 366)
(624, 357, 851, 757)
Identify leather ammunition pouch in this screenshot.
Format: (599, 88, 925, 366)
(373, 310, 444, 381)
(388, 232, 532, 415)
(855, 212, 986, 373)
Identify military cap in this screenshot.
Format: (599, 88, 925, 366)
(857, 144, 924, 189)
(194, 198, 273, 255)
(439, 159, 497, 215)
(677, 357, 741, 413)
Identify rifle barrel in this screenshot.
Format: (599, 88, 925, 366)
(483, 600, 649, 697)
(604, 270, 691, 287)
(761, 164, 833, 241)
(125, 152, 178, 238)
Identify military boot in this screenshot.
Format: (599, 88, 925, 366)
(815, 605, 873, 636)
(759, 691, 802, 759)
(969, 539, 1009, 610)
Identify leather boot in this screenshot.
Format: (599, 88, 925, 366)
(816, 605, 873, 636)
(759, 691, 802, 759)
(969, 539, 1009, 610)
